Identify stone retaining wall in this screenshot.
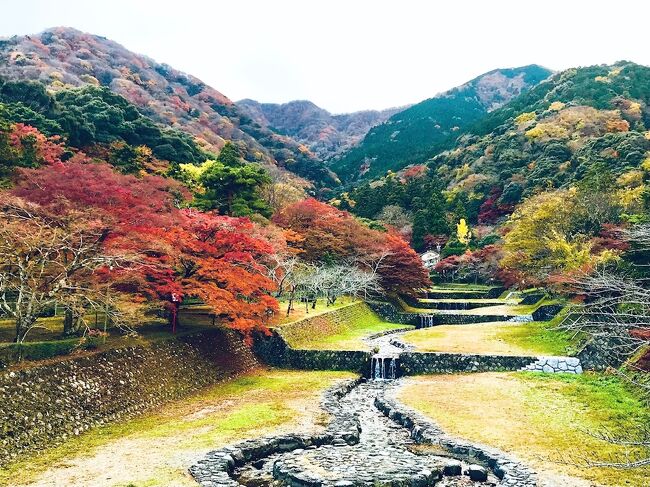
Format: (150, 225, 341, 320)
(519, 292, 547, 305)
(531, 304, 563, 321)
(399, 295, 500, 310)
(425, 287, 505, 300)
(253, 331, 371, 374)
(399, 352, 538, 374)
(0, 329, 258, 465)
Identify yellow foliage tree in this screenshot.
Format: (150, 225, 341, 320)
(514, 112, 536, 125)
(501, 189, 595, 280)
(456, 218, 471, 246)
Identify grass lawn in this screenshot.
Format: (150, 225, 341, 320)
(400, 320, 580, 356)
(278, 302, 410, 351)
(295, 320, 410, 351)
(2, 368, 355, 487)
(399, 372, 650, 486)
(274, 297, 357, 326)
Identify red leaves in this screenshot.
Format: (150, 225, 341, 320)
(12, 160, 281, 337)
(273, 198, 429, 295)
(7, 123, 68, 166)
(478, 187, 514, 224)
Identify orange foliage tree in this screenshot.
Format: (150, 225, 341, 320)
(273, 198, 429, 295)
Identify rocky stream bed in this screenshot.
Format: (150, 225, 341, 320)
(190, 377, 537, 487)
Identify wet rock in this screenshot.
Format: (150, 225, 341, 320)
(468, 464, 488, 481)
(443, 459, 462, 476)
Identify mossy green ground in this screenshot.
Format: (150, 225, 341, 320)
(274, 297, 357, 326)
(400, 372, 650, 486)
(2, 369, 354, 487)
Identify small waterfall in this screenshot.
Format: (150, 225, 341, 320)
(508, 314, 533, 323)
(419, 314, 435, 328)
(374, 357, 381, 379)
(371, 355, 398, 380)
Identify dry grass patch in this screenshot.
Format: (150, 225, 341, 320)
(3, 369, 355, 487)
(399, 372, 650, 486)
(400, 321, 576, 356)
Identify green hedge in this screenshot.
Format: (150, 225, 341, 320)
(0, 338, 82, 367)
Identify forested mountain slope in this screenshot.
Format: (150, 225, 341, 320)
(329, 65, 552, 182)
(341, 61, 650, 289)
(0, 27, 336, 186)
(430, 61, 650, 206)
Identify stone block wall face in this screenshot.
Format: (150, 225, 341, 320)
(519, 292, 546, 305)
(399, 352, 537, 374)
(531, 304, 563, 321)
(253, 331, 371, 375)
(366, 301, 420, 325)
(0, 329, 258, 465)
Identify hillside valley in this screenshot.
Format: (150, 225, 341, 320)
(236, 99, 403, 161)
(0, 20, 649, 487)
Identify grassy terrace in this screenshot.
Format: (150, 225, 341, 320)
(276, 301, 409, 351)
(2, 369, 355, 487)
(400, 320, 580, 356)
(399, 295, 562, 317)
(274, 297, 358, 326)
(400, 372, 650, 487)
(427, 283, 494, 290)
(417, 298, 516, 304)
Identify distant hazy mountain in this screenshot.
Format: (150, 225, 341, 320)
(236, 99, 403, 161)
(328, 65, 553, 182)
(0, 27, 337, 186)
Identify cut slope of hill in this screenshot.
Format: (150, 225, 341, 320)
(0, 27, 336, 186)
(329, 65, 552, 182)
(236, 99, 403, 161)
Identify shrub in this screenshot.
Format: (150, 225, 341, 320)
(0, 338, 81, 366)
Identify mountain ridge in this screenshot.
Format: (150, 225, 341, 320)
(328, 64, 553, 183)
(0, 26, 337, 187)
(236, 98, 405, 161)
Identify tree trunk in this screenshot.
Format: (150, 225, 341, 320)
(14, 315, 37, 343)
(169, 301, 180, 334)
(63, 308, 83, 336)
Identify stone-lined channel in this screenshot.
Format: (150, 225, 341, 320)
(190, 378, 537, 486)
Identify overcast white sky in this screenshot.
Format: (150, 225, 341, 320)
(1, 0, 648, 113)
